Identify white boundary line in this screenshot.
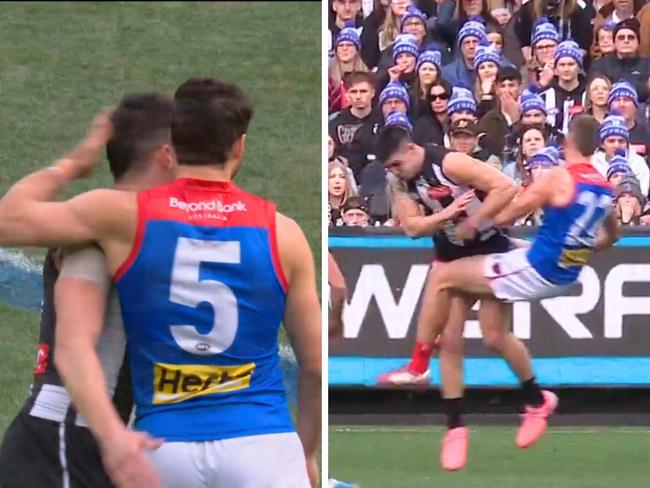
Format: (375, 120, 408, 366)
(332, 426, 650, 434)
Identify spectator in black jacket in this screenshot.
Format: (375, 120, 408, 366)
(589, 18, 650, 103)
(413, 78, 451, 146)
(329, 0, 363, 55)
(360, 0, 389, 69)
(608, 81, 650, 160)
(435, 0, 499, 51)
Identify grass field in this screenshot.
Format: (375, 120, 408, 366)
(0, 2, 320, 437)
(329, 425, 650, 487)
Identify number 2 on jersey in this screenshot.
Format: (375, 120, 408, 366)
(169, 238, 239, 355)
(564, 192, 612, 247)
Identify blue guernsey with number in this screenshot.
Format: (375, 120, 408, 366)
(527, 163, 614, 285)
(113, 178, 293, 441)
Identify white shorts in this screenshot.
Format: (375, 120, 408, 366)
(484, 248, 573, 302)
(147, 432, 310, 488)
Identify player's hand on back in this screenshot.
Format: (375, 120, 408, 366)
(100, 427, 163, 488)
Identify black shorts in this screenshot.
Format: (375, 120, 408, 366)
(0, 411, 112, 488)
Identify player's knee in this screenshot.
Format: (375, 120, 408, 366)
(481, 328, 507, 351)
(438, 331, 463, 355)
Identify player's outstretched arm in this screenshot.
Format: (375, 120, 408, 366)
(443, 152, 518, 235)
(594, 211, 620, 251)
(0, 112, 115, 247)
(277, 213, 321, 488)
(54, 247, 162, 488)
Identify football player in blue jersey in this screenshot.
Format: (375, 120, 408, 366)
(0, 77, 322, 488)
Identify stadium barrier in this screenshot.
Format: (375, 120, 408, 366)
(329, 226, 650, 388)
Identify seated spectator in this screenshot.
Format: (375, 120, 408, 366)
(473, 44, 501, 116)
(590, 21, 616, 61)
(585, 74, 612, 123)
(608, 81, 650, 159)
(606, 149, 634, 187)
(519, 89, 565, 146)
(330, 71, 380, 162)
(329, 24, 369, 114)
(360, 0, 391, 69)
(502, 123, 548, 185)
(329, 160, 359, 226)
(329, 135, 350, 167)
(539, 40, 587, 133)
(589, 19, 650, 103)
(524, 18, 560, 86)
(380, 33, 420, 93)
(479, 65, 523, 157)
(442, 19, 487, 89)
(442, 86, 479, 148)
(329, 0, 363, 56)
(347, 81, 411, 181)
(591, 113, 650, 195)
(412, 50, 443, 117)
(435, 0, 499, 50)
(448, 119, 501, 169)
(486, 23, 506, 52)
(341, 196, 371, 227)
(515, 146, 561, 226)
(616, 175, 645, 225)
(413, 78, 451, 145)
(378, 0, 412, 52)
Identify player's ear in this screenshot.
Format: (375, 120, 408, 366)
(231, 134, 247, 162)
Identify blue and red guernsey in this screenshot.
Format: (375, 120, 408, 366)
(114, 178, 292, 442)
(527, 163, 614, 285)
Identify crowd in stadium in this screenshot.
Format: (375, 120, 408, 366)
(327, 0, 650, 228)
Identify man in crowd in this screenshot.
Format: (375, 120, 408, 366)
(341, 196, 371, 227)
(608, 81, 650, 160)
(442, 20, 487, 89)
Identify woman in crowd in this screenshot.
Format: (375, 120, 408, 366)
(412, 50, 442, 117)
(413, 78, 452, 145)
(590, 21, 616, 61)
(526, 19, 560, 87)
(329, 24, 369, 114)
(329, 160, 359, 227)
(503, 124, 549, 186)
(361, 0, 390, 69)
(436, 0, 498, 50)
(378, 0, 412, 51)
(514, 146, 560, 226)
(585, 74, 612, 123)
(473, 44, 501, 116)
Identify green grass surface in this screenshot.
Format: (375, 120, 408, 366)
(329, 425, 650, 487)
(0, 2, 320, 436)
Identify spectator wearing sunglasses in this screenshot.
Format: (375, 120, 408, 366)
(413, 78, 452, 146)
(589, 19, 650, 103)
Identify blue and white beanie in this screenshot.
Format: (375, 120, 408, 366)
(607, 149, 633, 179)
(392, 34, 419, 63)
(599, 114, 629, 142)
(447, 87, 477, 116)
(607, 81, 639, 108)
(379, 82, 410, 108)
(416, 50, 442, 72)
(458, 18, 487, 46)
(336, 22, 361, 51)
(385, 111, 413, 133)
(529, 146, 560, 169)
(473, 44, 501, 71)
(554, 39, 584, 67)
(520, 89, 547, 115)
(400, 5, 427, 32)
(531, 18, 560, 46)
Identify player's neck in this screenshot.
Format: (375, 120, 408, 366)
(175, 164, 235, 182)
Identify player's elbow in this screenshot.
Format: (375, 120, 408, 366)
(402, 220, 426, 238)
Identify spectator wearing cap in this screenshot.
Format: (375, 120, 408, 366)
(346, 82, 411, 181)
(412, 49, 442, 117)
(435, 0, 500, 50)
(615, 175, 645, 225)
(473, 44, 501, 112)
(330, 71, 381, 163)
(591, 113, 649, 195)
(447, 87, 478, 125)
(413, 78, 452, 146)
(606, 149, 634, 187)
(329, 23, 370, 114)
(520, 89, 548, 125)
(538, 39, 587, 134)
(341, 196, 371, 227)
(377, 0, 413, 53)
(514, 2, 593, 60)
(329, 0, 363, 56)
(380, 34, 420, 92)
(589, 19, 650, 103)
(608, 81, 650, 159)
(442, 19, 487, 89)
(448, 118, 502, 170)
(525, 19, 560, 88)
(515, 146, 561, 225)
(479, 65, 523, 157)
(591, 21, 616, 61)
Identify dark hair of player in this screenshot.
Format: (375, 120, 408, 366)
(568, 114, 600, 157)
(106, 93, 174, 181)
(172, 77, 254, 166)
(375, 125, 413, 163)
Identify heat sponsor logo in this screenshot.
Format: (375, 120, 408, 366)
(152, 362, 255, 404)
(169, 197, 247, 213)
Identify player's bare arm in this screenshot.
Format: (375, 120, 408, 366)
(389, 174, 474, 237)
(594, 211, 620, 251)
(442, 152, 518, 239)
(54, 247, 162, 488)
(277, 213, 322, 487)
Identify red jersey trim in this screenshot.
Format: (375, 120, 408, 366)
(268, 204, 289, 293)
(114, 192, 147, 282)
